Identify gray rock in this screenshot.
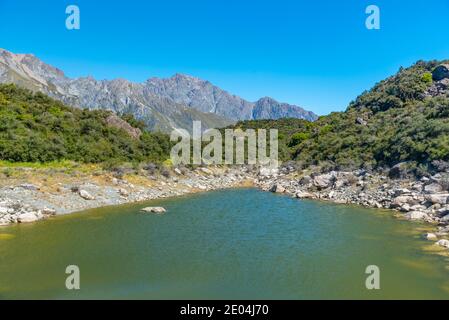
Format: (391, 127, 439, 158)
(295, 191, 314, 199)
(405, 211, 429, 221)
(356, 117, 368, 126)
(436, 239, 449, 248)
(426, 194, 449, 205)
(424, 233, 438, 241)
(270, 184, 286, 193)
(394, 188, 411, 196)
(18, 212, 39, 223)
(141, 207, 166, 214)
(42, 208, 57, 216)
(79, 190, 95, 201)
(424, 183, 443, 194)
(388, 162, 410, 179)
(391, 196, 418, 208)
(313, 173, 335, 189)
(298, 175, 312, 185)
(18, 183, 39, 191)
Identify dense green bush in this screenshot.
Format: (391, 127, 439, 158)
(0, 84, 171, 164)
(228, 60, 449, 171)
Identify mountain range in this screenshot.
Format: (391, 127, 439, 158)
(0, 48, 317, 132)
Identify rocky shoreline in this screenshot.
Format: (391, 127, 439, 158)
(256, 165, 449, 249)
(1, 164, 449, 251)
(0, 166, 253, 226)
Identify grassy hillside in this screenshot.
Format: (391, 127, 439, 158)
(0, 84, 171, 164)
(231, 60, 449, 173)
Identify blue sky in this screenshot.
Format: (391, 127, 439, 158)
(1, 0, 449, 115)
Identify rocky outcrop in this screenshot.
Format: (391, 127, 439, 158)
(432, 64, 449, 81)
(425, 65, 449, 97)
(106, 115, 142, 139)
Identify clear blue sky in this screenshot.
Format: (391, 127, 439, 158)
(1, 0, 449, 115)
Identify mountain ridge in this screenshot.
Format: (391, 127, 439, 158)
(0, 48, 317, 132)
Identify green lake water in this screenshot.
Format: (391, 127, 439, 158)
(1, 188, 449, 299)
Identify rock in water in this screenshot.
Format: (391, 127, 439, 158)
(423, 233, 438, 241)
(17, 212, 39, 223)
(141, 207, 166, 214)
(270, 184, 285, 193)
(436, 239, 449, 248)
(295, 191, 314, 199)
(405, 211, 429, 221)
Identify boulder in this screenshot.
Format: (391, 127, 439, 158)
(295, 191, 314, 199)
(410, 204, 427, 211)
(391, 196, 418, 208)
(79, 190, 95, 201)
(17, 212, 39, 223)
(298, 175, 312, 186)
(424, 183, 443, 194)
(334, 179, 348, 189)
(388, 162, 410, 179)
(356, 117, 367, 126)
(405, 211, 429, 221)
(436, 239, 449, 248)
(105, 114, 142, 139)
(437, 207, 449, 217)
(394, 188, 411, 197)
(426, 194, 449, 205)
(270, 184, 286, 193)
(424, 233, 438, 241)
(141, 207, 166, 214)
(313, 173, 335, 189)
(432, 64, 449, 81)
(174, 168, 183, 175)
(42, 208, 57, 216)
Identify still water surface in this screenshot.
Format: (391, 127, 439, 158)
(1, 188, 449, 299)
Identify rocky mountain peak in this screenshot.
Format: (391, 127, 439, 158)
(0, 48, 318, 131)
